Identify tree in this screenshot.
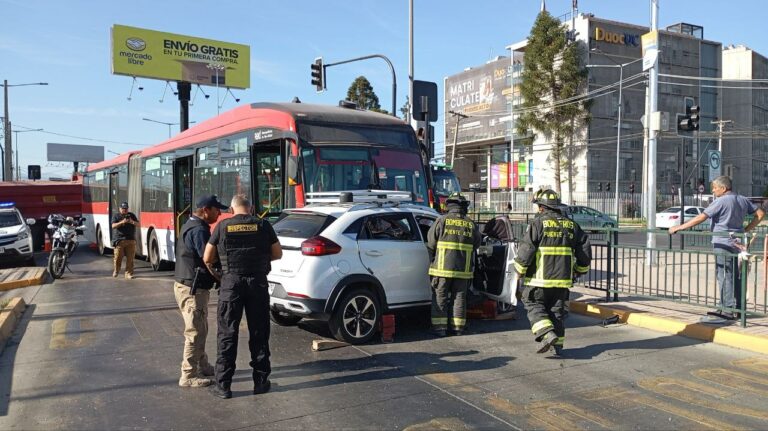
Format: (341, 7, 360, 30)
(346, 76, 387, 114)
(515, 11, 589, 197)
(400, 95, 410, 120)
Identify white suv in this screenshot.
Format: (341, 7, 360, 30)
(268, 191, 517, 344)
(0, 203, 36, 266)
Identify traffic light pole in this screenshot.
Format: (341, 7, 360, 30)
(323, 54, 397, 117)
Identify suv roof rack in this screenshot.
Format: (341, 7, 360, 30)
(305, 190, 414, 205)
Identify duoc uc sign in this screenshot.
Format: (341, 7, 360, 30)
(594, 27, 640, 47)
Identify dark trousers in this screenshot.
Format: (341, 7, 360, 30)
(522, 286, 569, 347)
(215, 274, 271, 389)
(430, 277, 469, 332)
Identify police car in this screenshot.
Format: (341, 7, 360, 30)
(0, 203, 36, 266)
(267, 191, 517, 344)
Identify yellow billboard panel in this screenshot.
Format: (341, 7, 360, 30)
(111, 24, 250, 89)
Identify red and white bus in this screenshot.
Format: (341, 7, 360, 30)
(82, 102, 431, 270)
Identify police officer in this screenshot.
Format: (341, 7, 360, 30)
(426, 193, 481, 337)
(173, 195, 228, 388)
(203, 194, 282, 399)
(514, 189, 591, 355)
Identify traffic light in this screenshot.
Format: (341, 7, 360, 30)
(598, 182, 602, 192)
(310, 57, 325, 92)
(678, 98, 700, 132)
(606, 182, 611, 192)
(629, 182, 635, 194)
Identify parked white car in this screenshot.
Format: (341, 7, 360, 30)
(0, 203, 36, 266)
(655, 206, 710, 230)
(267, 190, 516, 344)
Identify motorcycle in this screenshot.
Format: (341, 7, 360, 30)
(46, 214, 87, 279)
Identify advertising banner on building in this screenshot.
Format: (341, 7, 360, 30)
(444, 57, 510, 145)
(111, 24, 250, 89)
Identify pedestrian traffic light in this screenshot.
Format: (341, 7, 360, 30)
(310, 57, 325, 92)
(606, 182, 611, 192)
(597, 182, 602, 192)
(629, 182, 635, 193)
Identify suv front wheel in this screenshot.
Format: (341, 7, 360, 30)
(329, 287, 380, 344)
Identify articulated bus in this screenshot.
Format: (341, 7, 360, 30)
(82, 102, 431, 270)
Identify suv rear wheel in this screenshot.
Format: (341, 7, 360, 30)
(329, 287, 380, 344)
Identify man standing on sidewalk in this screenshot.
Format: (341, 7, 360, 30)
(173, 195, 228, 388)
(669, 176, 765, 321)
(426, 193, 481, 337)
(111, 202, 139, 279)
(514, 189, 591, 355)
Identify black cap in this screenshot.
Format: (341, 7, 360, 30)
(196, 195, 228, 210)
(119, 202, 129, 209)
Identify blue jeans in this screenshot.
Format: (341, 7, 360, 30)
(713, 245, 742, 311)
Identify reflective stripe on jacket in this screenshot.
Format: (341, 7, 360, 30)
(513, 209, 591, 288)
(427, 212, 481, 280)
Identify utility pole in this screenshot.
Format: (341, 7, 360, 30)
(408, 0, 414, 125)
(712, 119, 732, 153)
(3, 80, 9, 182)
(646, 0, 659, 264)
(448, 110, 467, 167)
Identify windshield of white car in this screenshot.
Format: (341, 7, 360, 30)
(0, 212, 22, 228)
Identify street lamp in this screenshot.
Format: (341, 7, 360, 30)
(13, 128, 42, 181)
(587, 49, 642, 223)
(142, 117, 196, 138)
(2, 80, 48, 182)
(206, 63, 226, 115)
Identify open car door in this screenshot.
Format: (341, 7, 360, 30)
(472, 215, 520, 307)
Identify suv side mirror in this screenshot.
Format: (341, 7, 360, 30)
(25, 218, 36, 225)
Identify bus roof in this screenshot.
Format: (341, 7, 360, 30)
(138, 102, 409, 159)
(87, 150, 140, 172)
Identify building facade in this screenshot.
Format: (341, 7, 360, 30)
(445, 13, 728, 207)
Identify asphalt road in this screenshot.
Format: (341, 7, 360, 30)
(0, 246, 767, 430)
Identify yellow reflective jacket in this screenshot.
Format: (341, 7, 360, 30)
(513, 209, 591, 288)
(427, 211, 481, 279)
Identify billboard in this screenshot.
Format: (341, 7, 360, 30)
(444, 57, 510, 145)
(47, 143, 104, 163)
(111, 24, 250, 89)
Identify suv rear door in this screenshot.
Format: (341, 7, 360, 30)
(270, 211, 335, 278)
(357, 212, 431, 307)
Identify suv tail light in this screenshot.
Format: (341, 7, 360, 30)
(301, 236, 341, 256)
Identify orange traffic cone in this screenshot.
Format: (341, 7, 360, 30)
(43, 237, 52, 252)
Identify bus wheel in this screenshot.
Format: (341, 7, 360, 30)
(96, 226, 110, 256)
(148, 231, 170, 271)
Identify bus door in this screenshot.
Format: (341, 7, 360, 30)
(173, 155, 194, 239)
(108, 171, 121, 246)
(251, 141, 284, 219)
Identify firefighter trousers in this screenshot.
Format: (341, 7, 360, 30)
(215, 274, 271, 389)
(431, 277, 469, 333)
(522, 285, 569, 348)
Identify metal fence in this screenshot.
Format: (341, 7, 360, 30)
(477, 214, 768, 327)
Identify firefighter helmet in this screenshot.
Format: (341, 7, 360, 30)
(532, 189, 561, 209)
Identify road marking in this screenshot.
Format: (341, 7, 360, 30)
(639, 376, 768, 421)
(733, 357, 768, 375)
(582, 385, 733, 430)
(49, 318, 95, 350)
(693, 368, 768, 396)
(403, 417, 470, 431)
(525, 400, 614, 430)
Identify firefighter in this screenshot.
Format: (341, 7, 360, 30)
(203, 194, 282, 399)
(426, 193, 481, 337)
(514, 189, 591, 355)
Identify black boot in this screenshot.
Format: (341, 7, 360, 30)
(253, 379, 271, 395)
(211, 384, 232, 399)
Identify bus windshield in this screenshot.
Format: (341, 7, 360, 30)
(432, 168, 461, 197)
(301, 146, 428, 204)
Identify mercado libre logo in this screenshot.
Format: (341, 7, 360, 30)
(126, 37, 146, 51)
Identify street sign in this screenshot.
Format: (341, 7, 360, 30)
(641, 31, 658, 72)
(708, 150, 722, 179)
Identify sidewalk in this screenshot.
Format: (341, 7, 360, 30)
(0, 266, 46, 291)
(569, 286, 768, 355)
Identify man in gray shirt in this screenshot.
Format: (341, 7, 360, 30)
(670, 176, 765, 320)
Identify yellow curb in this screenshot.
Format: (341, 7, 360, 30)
(570, 301, 768, 356)
(0, 297, 27, 352)
(0, 267, 47, 291)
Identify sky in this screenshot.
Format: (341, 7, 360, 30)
(1, 0, 766, 180)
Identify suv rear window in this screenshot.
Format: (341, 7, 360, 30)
(273, 213, 336, 239)
(0, 211, 21, 228)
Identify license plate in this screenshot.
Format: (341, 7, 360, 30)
(268, 282, 276, 295)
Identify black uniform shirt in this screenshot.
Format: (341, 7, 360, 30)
(209, 214, 278, 276)
(112, 212, 138, 242)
